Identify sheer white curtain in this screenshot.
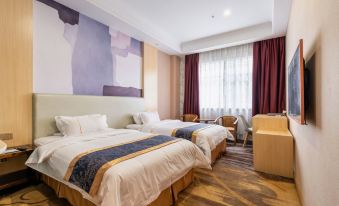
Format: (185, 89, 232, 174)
(199, 43, 253, 127)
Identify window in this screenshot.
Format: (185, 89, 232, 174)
(199, 43, 253, 122)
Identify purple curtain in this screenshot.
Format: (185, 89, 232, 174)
(252, 36, 286, 116)
(184, 54, 200, 116)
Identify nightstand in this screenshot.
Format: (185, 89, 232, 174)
(252, 115, 294, 178)
(0, 144, 36, 191)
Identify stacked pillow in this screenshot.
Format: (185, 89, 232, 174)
(133, 112, 160, 124)
(132, 113, 143, 124)
(55, 114, 108, 137)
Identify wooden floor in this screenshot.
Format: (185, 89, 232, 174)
(0, 145, 300, 206)
(177, 145, 300, 206)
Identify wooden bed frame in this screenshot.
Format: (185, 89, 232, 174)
(32, 94, 226, 205)
(40, 169, 193, 206)
(38, 139, 225, 206)
(32, 94, 199, 206)
(211, 139, 227, 164)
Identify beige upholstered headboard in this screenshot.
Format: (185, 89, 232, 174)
(33, 94, 145, 139)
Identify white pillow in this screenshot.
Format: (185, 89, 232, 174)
(126, 124, 143, 130)
(77, 114, 108, 134)
(140, 112, 160, 124)
(55, 114, 108, 136)
(55, 116, 82, 136)
(133, 113, 142, 124)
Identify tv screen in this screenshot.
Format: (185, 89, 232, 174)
(288, 39, 305, 124)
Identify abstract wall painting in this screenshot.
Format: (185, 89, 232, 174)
(34, 0, 143, 97)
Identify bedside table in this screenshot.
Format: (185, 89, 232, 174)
(0, 144, 36, 191)
(252, 115, 294, 178)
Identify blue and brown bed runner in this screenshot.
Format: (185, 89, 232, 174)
(64, 135, 181, 196)
(171, 123, 213, 143)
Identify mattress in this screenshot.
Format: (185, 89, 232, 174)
(26, 129, 210, 206)
(127, 120, 232, 163)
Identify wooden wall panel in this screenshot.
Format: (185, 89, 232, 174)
(143, 43, 158, 111)
(170, 56, 180, 119)
(0, 0, 33, 147)
(157, 51, 171, 119)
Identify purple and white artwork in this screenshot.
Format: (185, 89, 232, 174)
(33, 0, 143, 97)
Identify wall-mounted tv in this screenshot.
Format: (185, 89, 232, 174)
(288, 39, 306, 124)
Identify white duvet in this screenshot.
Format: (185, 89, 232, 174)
(136, 120, 233, 163)
(26, 129, 210, 206)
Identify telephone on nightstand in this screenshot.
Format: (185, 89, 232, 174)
(0, 140, 7, 154)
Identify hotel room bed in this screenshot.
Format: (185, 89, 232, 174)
(27, 129, 210, 206)
(127, 119, 233, 164)
(29, 94, 211, 206)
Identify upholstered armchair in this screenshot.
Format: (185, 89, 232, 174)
(181, 114, 199, 122)
(214, 116, 238, 144)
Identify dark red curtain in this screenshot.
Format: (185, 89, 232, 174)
(184, 53, 200, 116)
(252, 36, 286, 116)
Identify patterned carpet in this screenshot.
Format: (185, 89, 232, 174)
(177, 145, 300, 206)
(0, 145, 300, 206)
(0, 184, 69, 206)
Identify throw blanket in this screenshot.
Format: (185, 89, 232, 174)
(172, 124, 213, 143)
(64, 135, 181, 196)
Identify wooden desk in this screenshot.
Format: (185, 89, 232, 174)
(253, 115, 294, 178)
(252, 114, 288, 133)
(0, 145, 34, 161)
(0, 145, 35, 191)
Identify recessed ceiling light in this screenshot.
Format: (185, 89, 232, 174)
(223, 9, 231, 17)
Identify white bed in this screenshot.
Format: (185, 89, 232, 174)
(127, 119, 233, 163)
(27, 128, 210, 206)
(29, 94, 211, 206)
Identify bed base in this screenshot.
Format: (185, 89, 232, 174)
(40, 169, 193, 206)
(211, 139, 227, 164)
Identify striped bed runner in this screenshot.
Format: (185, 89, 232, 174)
(64, 135, 181, 196)
(171, 123, 213, 143)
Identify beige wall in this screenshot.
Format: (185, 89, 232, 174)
(0, 0, 33, 147)
(179, 56, 185, 115)
(286, 0, 339, 205)
(0, 2, 178, 148)
(143, 43, 158, 111)
(143, 43, 180, 119)
(170, 56, 181, 119)
(157, 51, 171, 119)
(157, 51, 181, 120)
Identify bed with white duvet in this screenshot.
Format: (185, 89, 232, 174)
(27, 128, 210, 206)
(128, 112, 233, 163)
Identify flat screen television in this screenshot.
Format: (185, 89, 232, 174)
(288, 39, 307, 124)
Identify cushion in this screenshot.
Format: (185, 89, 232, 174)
(55, 114, 108, 136)
(77, 114, 108, 133)
(226, 127, 235, 131)
(133, 113, 143, 124)
(55, 116, 82, 136)
(140, 112, 160, 124)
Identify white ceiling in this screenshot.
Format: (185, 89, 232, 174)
(115, 0, 273, 42)
(55, 0, 292, 54)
